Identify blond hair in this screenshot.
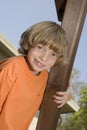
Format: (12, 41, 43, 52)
(18, 21, 68, 66)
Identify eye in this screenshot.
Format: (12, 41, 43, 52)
(36, 44, 43, 50)
(51, 53, 58, 58)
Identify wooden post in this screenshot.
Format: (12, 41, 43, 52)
(36, 0, 87, 129)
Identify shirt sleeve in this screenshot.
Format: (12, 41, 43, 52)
(0, 60, 16, 112)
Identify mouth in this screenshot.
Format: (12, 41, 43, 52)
(34, 59, 45, 68)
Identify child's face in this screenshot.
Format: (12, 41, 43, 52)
(27, 44, 58, 75)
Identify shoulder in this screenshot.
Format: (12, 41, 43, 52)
(41, 70, 49, 80)
(0, 55, 25, 78)
(0, 55, 24, 72)
(44, 70, 49, 76)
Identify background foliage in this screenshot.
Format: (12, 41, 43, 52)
(56, 68, 87, 130)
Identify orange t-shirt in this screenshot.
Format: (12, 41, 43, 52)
(0, 55, 48, 130)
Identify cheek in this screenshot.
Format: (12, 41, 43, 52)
(47, 59, 57, 67)
(27, 51, 34, 62)
(27, 49, 35, 57)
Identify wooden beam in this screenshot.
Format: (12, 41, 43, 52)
(55, 0, 87, 21)
(36, 0, 87, 129)
(0, 34, 19, 60)
(55, 0, 67, 21)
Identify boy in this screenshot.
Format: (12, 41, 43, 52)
(0, 21, 71, 130)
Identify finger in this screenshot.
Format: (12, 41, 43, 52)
(54, 99, 65, 108)
(53, 95, 64, 101)
(54, 98, 66, 104)
(57, 103, 65, 108)
(56, 91, 66, 96)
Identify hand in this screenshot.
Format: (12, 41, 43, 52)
(53, 91, 72, 108)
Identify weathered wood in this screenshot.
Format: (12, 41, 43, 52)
(36, 0, 87, 129)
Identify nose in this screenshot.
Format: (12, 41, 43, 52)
(39, 52, 49, 62)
